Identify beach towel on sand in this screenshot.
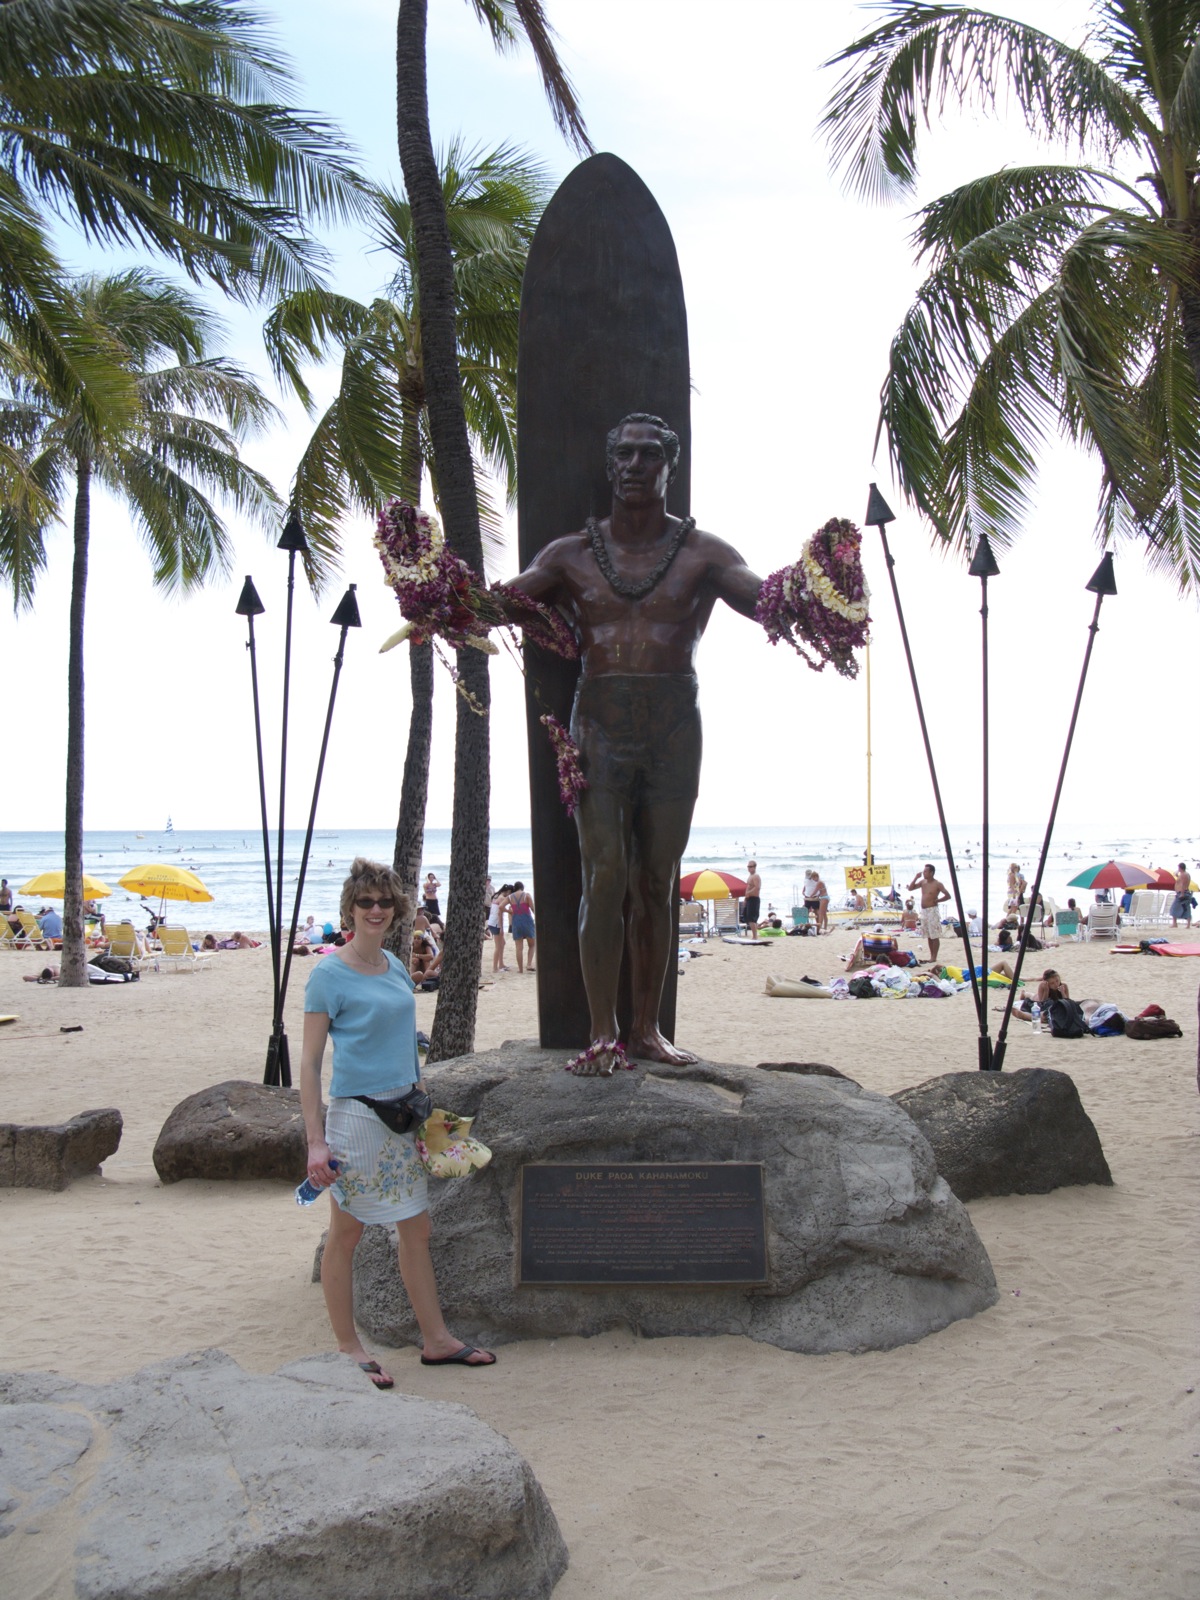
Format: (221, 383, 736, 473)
(765, 975, 831, 998)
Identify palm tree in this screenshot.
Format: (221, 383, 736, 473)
(0, 0, 366, 407)
(396, 0, 589, 1060)
(264, 144, 548, 960)
(0, 270, 280, 985)
(822, 0, 1200, 592)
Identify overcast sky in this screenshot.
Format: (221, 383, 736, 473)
(4, 0, 1196, 837)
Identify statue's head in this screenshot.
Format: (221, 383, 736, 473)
(606, 413, 680, 491)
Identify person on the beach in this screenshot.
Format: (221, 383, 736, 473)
(508, 882, 536, 973)
(743, 861, 762, 937)
(901, 897, 918, 933)
(907, 864, 951, 961)
(1170, 863, 1193, 928)
(1006, 863, 1021, 912)
(421, 872, 441, 922)
(803, 871, 820, 922)
(487, 884, 512, 973)
(300, 857, 494, 1386)
(502, 413, 763, 1068)
(1035, 969, 1069, 1005)
(0, 879, 11, 914)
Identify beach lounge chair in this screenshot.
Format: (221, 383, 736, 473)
(0, 918, 20, 951)
(1054, 909, 1081, 941)
(710, 899, 741, 938)
(16, 910, 51, 949)
(156, 925, 212, 973)
(105, 922, 149, 967)
(791, 905, 811, 931)
(678, 903, 706, 937)
(1084, 904, 1120, 941)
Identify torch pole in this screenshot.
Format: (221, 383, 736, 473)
(993, 555, 1116, 1070)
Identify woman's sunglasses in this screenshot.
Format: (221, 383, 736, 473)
(354, 896, 395, 910)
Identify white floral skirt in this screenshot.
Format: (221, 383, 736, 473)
(326, 1093, 429, 1223)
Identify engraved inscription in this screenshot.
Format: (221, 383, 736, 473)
(518, 1163, 767, 1286)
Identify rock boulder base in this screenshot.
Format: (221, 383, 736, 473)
(346, 1045, 998, 1355)
(0, 1107, 122, 1190)
(153, 1079, 310, 1183)
(0, 1349, 568, 1600)
(892, 1067, 1113, 1202)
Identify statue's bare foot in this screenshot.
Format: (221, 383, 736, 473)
(566, 1039, 630, 1076)
(627, 1028, 698, 1066)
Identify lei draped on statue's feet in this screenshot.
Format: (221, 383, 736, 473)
(566, 1039, 632, 1076)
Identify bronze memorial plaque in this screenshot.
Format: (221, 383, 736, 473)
(517, 1163, 768, 1286)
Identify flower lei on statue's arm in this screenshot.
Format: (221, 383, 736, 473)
(375, 499, 588, 812)
(756, 517, 871, 677)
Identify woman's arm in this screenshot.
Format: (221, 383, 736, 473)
(300, 1010, 336, 1183)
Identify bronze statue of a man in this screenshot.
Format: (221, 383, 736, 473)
(508, 414, 763, 1070)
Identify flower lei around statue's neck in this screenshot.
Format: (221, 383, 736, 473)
(375, 499, 588, 814)
(756, 517, 870, 676)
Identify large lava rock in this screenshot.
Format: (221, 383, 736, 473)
(892, 1067, 1112, 1202)
(153, 1079, 310, 1183)
(346, 1044, 998, 1355)
(0, 1107, 122, 1190)
(0, 1349, 568, 1600)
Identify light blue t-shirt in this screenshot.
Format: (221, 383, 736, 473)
(304, 950, 419, 1098)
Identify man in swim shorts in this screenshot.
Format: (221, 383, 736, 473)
(743, 861, 761, 937)
(907, 863, 951, 962)
(504, 414, 763, 1067)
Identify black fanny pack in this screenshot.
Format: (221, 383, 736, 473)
(353, 1084, 432, 1136)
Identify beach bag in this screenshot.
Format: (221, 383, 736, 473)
(353, 1084, 433, 1136)
(415, 1110, 492, 1177)
(1046, 997, 1087, 1038)
(919, 981, 949, 998)
(1124, 1016, 1183, 1039)
(848, 976, 877, 999)
(1087, 1003, 1125, 1036)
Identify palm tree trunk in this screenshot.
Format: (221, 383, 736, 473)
(390, 639, 434, 965)
(60, 460, 90, 988)
(387, 399, 432, 967)
(397, 0, 490, 1060)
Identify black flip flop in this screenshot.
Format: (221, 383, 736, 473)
(358, 1360, 394, 1390)
(420, 1344, 496, 1367)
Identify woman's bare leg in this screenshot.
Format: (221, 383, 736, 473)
(321, 1198, 392, 1385)
(395, 1211, 493, 1364)
(514, 938, 525, 974)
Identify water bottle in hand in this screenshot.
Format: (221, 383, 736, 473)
(1030, 1002, 1042, 1035)
(295, 1159, 340, 1206)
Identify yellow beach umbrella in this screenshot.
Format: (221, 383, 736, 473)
(18, 870, 114, 899)
(117, 863, 214, 912)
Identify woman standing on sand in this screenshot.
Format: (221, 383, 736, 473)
(1170, 863, 1193, 929)
(508, 881, 536, 973)
(300, 857, 495, 1387)
(487, 883, 512, 973)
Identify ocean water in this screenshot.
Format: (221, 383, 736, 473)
(2, 822, 1196, 934)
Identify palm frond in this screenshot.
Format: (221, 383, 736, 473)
(0, 0, 369, 299)
(821, 3, 1151, 202)
(1167, 33, 1200, 148)
(464, 0, 591, 155)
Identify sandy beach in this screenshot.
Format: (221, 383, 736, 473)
(2, 925, 1196, 1598)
